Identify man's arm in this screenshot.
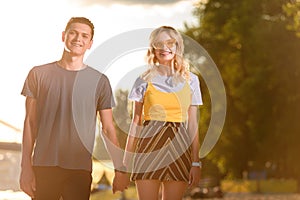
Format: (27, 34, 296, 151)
(98, 108, 124, 168)
(19, 97, 37, 198)
(98, 108, 130, 193)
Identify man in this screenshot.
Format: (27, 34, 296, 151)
(19, 17, 129, 200)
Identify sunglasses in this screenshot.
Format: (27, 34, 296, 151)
(152, 39, 177, 50)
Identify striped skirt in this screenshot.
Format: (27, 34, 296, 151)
(131, 120, 192, 182)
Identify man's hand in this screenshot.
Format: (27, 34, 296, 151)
(112, 171, 130, 194)
(19, 165, 36, 198)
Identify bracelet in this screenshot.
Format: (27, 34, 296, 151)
(192, 161, 202, 168)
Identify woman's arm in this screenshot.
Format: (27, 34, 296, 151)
(187, 105, 201, 187)
(188, 105, 200, 162)
(123, 101, 143, 169)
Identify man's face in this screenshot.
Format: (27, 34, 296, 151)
(62, 22, 93, 56)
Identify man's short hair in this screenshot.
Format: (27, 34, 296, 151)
(65, 17, 95, 40)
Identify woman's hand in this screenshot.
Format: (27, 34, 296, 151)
(112, 171, 130, 194)
(188, 166, 201, 188)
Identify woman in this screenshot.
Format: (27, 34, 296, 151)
(124, 26, 203, 200)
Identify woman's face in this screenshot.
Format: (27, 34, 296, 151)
(152, 31, 177, 65)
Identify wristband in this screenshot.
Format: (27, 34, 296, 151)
(192, 161, 202, 168)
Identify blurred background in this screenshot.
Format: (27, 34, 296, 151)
(1, 0, 300, 199)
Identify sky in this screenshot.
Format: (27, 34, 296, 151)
(0, 0, 198, 134)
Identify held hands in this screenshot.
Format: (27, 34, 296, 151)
(112, 171, 130, 194)
(188, 166, 201, 188)
(19, 165, 36, 198)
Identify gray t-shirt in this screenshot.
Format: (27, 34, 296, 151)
(21, 62, 115, 171)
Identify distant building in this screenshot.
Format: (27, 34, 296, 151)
(0, 119, 22, 144)
(0, 120, 22, 191)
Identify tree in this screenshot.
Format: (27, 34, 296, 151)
(283, 0, 300, 37)
(184, 0, 300, 179)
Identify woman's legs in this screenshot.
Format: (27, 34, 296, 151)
(161, 181, 188, 200)
(135, 180, 161, 200)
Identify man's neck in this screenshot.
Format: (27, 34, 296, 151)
(57, 53, 86, 71)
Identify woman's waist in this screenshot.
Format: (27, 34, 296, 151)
(143, 120, 186, 127)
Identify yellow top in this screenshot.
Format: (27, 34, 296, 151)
(143, 81, 191, 122)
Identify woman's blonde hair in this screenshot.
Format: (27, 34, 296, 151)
(141, 26, 190, 83)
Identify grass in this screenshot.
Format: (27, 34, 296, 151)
(221, 179, 298, 193)
(90, 179, 298, 199)
(91, 161, 298, 199)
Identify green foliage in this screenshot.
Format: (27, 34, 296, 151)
(184, 0, 300, 180)
(112, 89, 131, 149)
(283, 0, 300, 37)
